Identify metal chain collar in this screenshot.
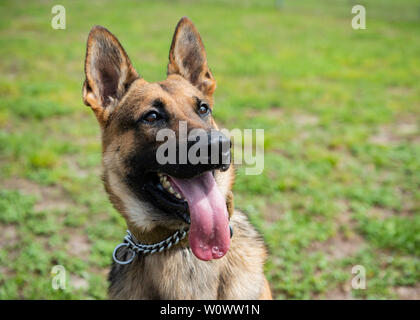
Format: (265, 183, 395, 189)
(112, 228, 189, 265)
(113, 225, 233, 265)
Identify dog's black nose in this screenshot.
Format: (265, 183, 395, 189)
(208, 130, 231, 171)
(170, 129, 232, 178)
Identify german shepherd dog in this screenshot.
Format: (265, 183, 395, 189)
(82, 17, 271, 299)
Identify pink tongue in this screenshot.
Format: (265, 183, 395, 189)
(169, 172, 230, 261)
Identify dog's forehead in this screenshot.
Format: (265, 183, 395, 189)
(126, 76, 202, 109)
(158, 75, 201, 97)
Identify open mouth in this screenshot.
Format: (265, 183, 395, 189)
(144, 170, 231, 261)
(143, 172, 191, 224)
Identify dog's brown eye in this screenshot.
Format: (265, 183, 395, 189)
(198, 103, 210, 116)
(142, 111, 159, 123)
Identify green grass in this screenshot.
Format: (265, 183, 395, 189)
(0, 0, 419, 299)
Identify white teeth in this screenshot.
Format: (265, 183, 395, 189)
(158, 173, 184, 200)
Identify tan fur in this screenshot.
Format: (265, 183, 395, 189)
(83, 17, 271, 300)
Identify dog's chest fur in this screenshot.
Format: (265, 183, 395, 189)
(108, 211, 267, 299)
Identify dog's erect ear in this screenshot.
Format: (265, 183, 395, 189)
(167, 17, 216, 98)
(83, 25, 139, 123)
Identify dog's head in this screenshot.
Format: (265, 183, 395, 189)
(83, 17, 234, 260)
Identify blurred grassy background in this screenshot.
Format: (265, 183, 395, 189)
(0, 0, 419, 299)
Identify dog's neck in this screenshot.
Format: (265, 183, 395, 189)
(126, 222, 189, 248)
